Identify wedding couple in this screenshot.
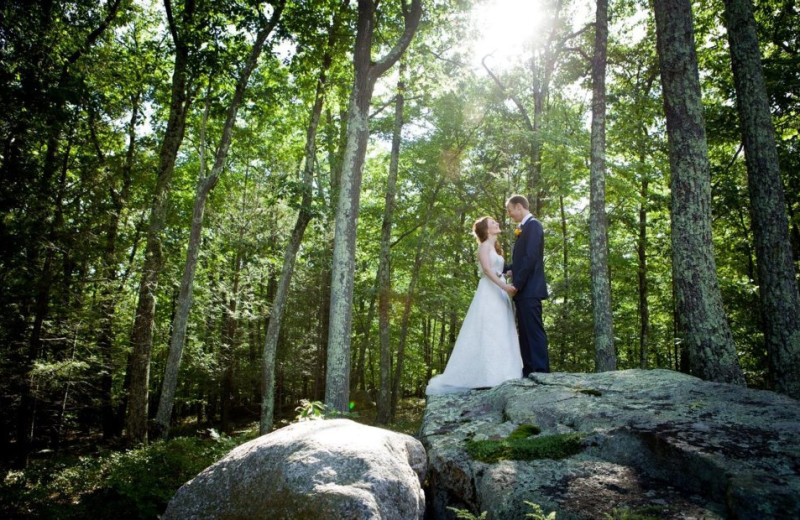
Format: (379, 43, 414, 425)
(426, 195, 549, 396)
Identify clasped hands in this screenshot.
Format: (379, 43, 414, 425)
(503, 270, 517, 296)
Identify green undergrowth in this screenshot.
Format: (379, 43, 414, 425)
(466, 424, 585, 463)
(604, 506, 668, 519)
(448, 500, 556, 519)
(1, 435, 238, 520)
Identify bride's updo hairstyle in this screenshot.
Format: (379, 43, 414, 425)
(473, 217, 503, 256)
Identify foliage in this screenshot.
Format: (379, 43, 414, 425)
(465, 425, 585, 463)
(447, 501, 556, 520)
(525, 501, 558, 520)
(447, 506, 488, 520)
(0, 435, 238, 519)
(604, 506, 668, 520)
(294, 399, 328, 421)
(294, 399, 360, 422)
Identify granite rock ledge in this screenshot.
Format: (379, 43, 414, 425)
(420, 369, 800, 520)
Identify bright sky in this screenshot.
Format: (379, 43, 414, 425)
(469, 0, 595, 70)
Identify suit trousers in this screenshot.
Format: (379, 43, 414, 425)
(515, 298, 549, 376)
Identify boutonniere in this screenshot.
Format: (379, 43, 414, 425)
(514, 227, 522, 237)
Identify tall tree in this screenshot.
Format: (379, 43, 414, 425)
(97, 87, 140, 439)
(652, 0, 745, 384)
(259, 0, 341, 434)
(126, 0, 198, 444)
(376, 62, 406, 425)
(325, 0, 421, 413)
(589, 0, 615, 372)
(152, 0, 285, 440)
(722, 0, 800, 398)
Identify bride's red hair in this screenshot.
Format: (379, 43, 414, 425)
(472, 217, 503, 256)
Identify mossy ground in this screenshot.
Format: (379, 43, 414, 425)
(465, 424, 584, 463)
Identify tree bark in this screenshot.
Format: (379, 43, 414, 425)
(722, 0, 800, 398)
(589, 0, 616, 372)
(326, 0, 421, 414)
(652, 0, 744, 384)
(376, 64, 405, 425)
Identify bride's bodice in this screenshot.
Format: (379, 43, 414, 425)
(480, 249, 505, 278)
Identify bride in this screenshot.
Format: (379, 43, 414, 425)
(426, 216, 522, 395)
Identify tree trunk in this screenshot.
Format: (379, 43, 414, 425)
(98, 93, 139, 439)
(652, 0, 744, 384)
(17, 127, 73, 464)
(126, 2, 194, 442)
(326, 0, 421, 413)
(638, 175, 650, 369)
(391, 239, 426, 417)
(220, 252, 242, 433)
(152, 92, 211, 439)
(390, 178, 443, 418)
(558, 194, 570, 366)
(722, 0, 800, 398)
(376, 64, 405, 425)
(153, 2, 283, 440)
(259, 3, 335, 434)
(353, 284, 376, 392)
(589, 0, 615, 372)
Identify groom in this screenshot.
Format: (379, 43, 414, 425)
(505, 195, 550, 376)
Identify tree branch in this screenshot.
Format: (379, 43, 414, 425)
(482, 55, 535, 133)
(372, 0, 422, 78)
(424, 46, 466, 68)
(61, 0, 125, 79)
(563, 46, 591, 62)
(164, 0, 180, 49)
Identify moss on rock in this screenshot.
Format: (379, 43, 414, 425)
(465, 424, 584, 463)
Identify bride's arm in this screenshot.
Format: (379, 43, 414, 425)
(478, 243, 515, 294)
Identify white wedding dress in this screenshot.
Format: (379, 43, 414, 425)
(426, 249, 523, 395)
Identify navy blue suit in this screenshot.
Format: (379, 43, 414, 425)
(507, 216, 549, 375)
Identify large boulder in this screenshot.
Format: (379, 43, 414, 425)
(421, 369, 800, 519)
(163, 418, 426, 520)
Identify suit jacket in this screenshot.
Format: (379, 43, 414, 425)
(508, 217, 548, 300)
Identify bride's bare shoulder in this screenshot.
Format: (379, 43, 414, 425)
(477, 241, 492, 253)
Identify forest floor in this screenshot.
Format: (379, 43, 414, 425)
(351, 397, 428, 436)
(0, 397, 428, 519)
